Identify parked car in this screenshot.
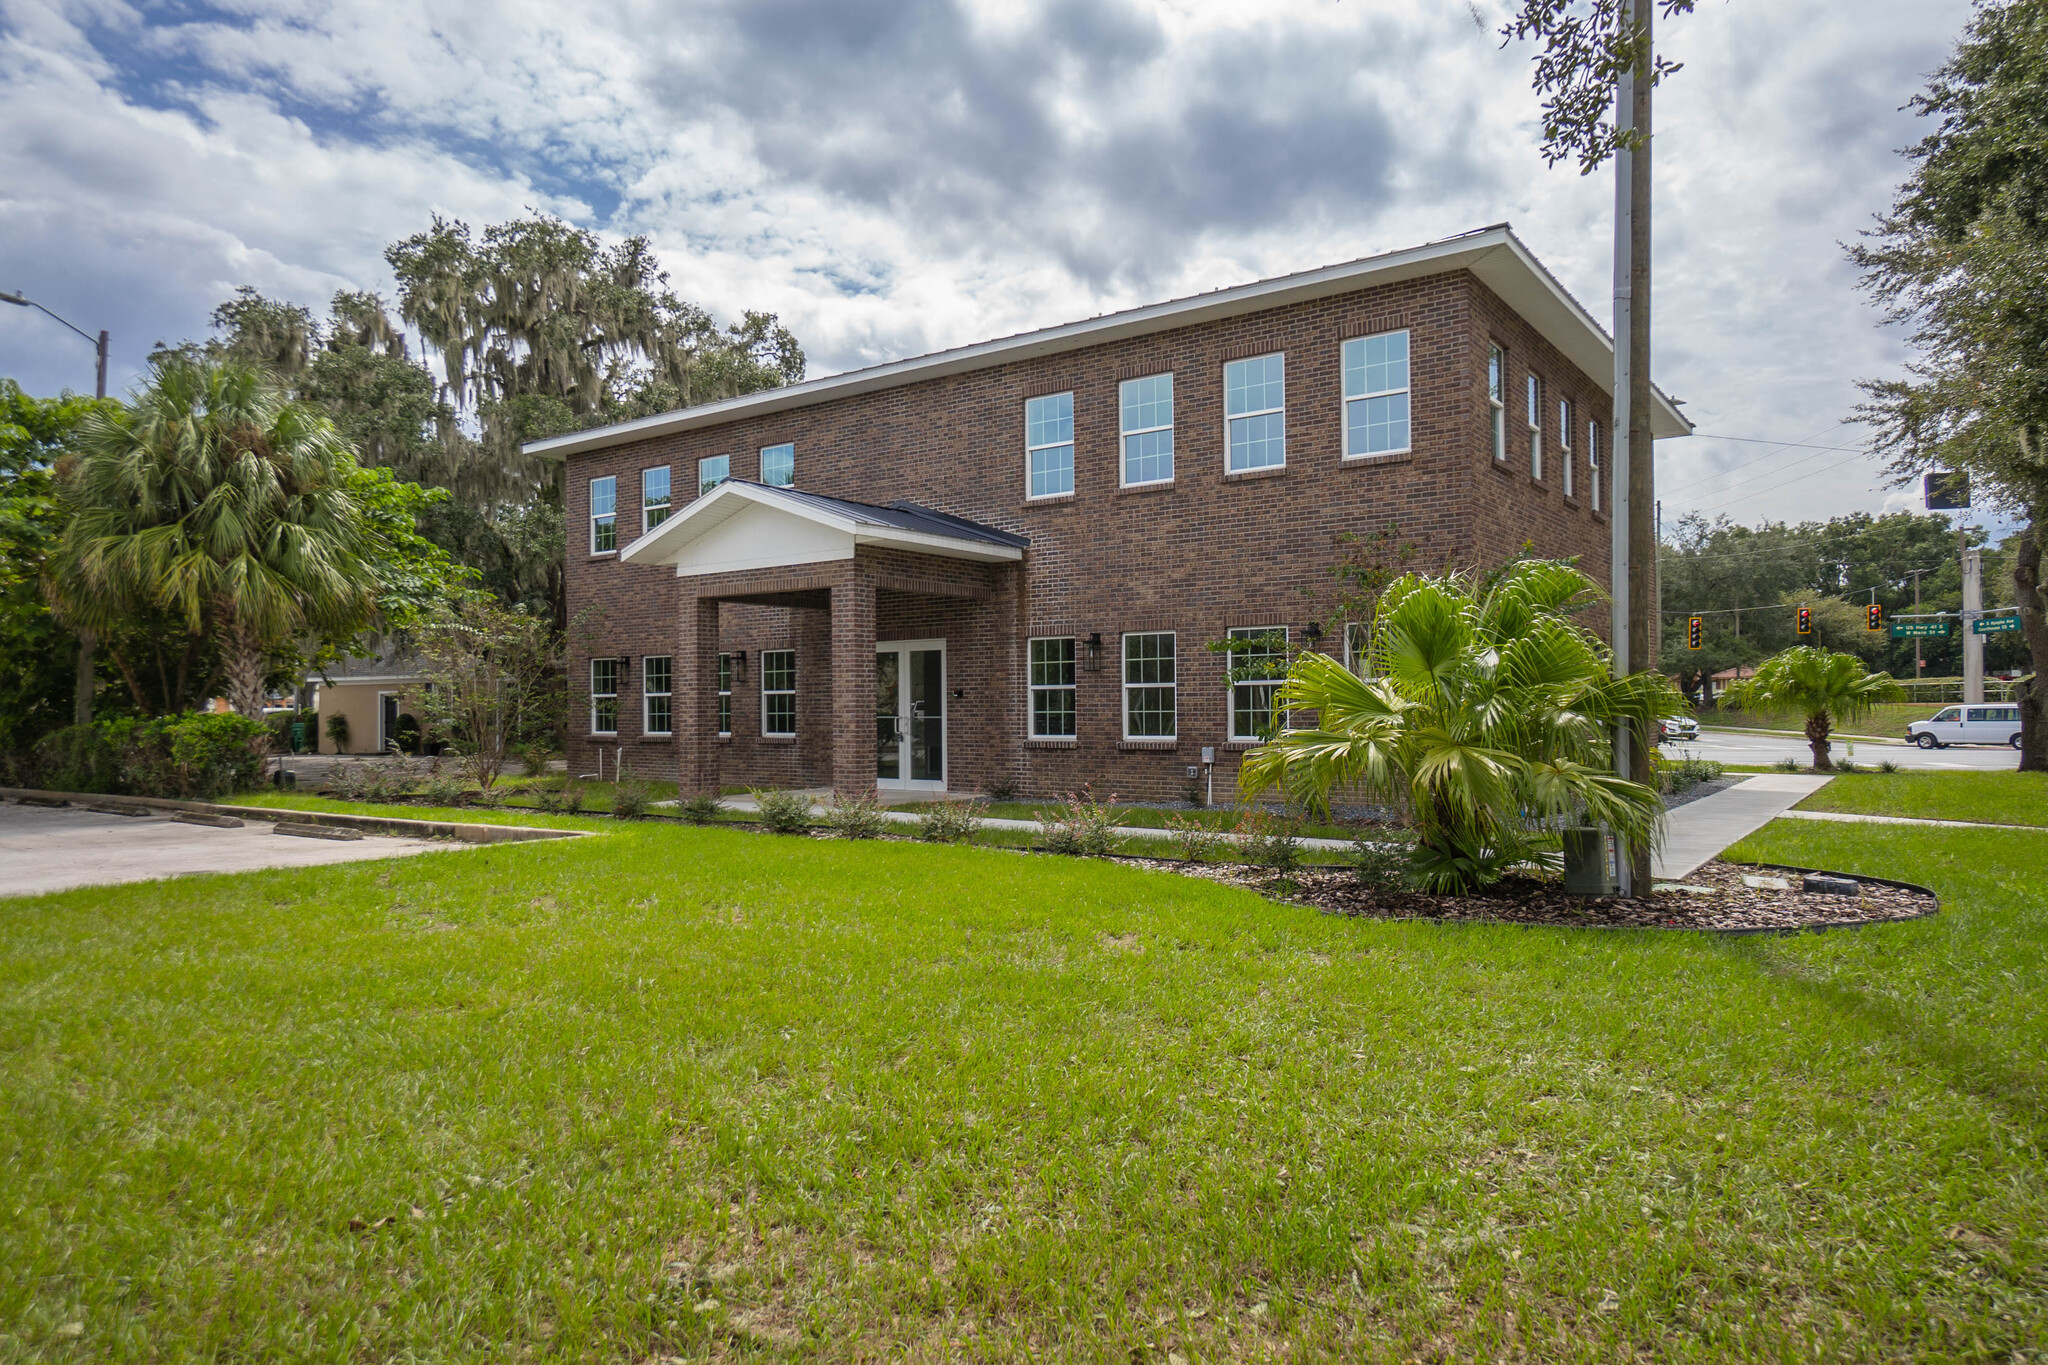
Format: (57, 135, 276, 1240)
(1658, 715, 1701, 743)
(1907, 704, 2023, 749)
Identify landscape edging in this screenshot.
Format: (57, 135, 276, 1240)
(0, 788, 588, 845)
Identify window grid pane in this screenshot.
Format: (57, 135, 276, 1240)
(1225, 354, 1285, 473)
(1229, 627, 1287, 741)
(699, 454, 730, 496)
(1026, 393, 1075, 498)
(1488, 346, 1507, 462)
(1119, 374, 1174, 485)
(1588, 421, 1602, 510)
(590, 658, 619, 734)
(1558, 399, 1573, 497)
(1028, 637, 1077, 739)
(1343, 331, 1411, 458)
(760, 443, 794, 487)
(643, 467, 671, 530)
(717, 653, 733, 736)
(761, 648, 796, 737)
(1122, 632, 1176, 739)
(591, 476, 617, 552)
(643, 656, 672, 735)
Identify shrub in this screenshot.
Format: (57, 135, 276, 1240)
(560, 779, 587, 813)
(985, 777, 1018, 803)
(29, 712, 269, 799)
(917, 800, 984, 843)
(1878, 758, 1902, 773)
(1773, 757, 1801, 773)
(421, 772, 468, 807)
(1350, 829, 1414, 890)
(752, 789, 815, 834)
(679, 792, 720, 825)
(516, 742, 555, 777)
(324, 713, 351, 753)
(1163, 811, 1224, 862)
(1657, 755, 1725, 796)
(1236, 809, 1303, 881)
(1836, 758, 1861, 773)
(533, 780, 569, 814)
(1182, 772, 1208, 808)
(611, 778, 655, 819)
(359, 762, 407, 804)
(1036, 784, 1119, 856)
(328, 761, 368, 800)
(825, 791, 889, 839)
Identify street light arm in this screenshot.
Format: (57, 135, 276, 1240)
(0, 291, 101, 348)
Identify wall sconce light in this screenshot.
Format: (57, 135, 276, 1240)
(733, 649, 748, 681)
(1085, 632, 1104, 673)
(1304, 621, 1324, 648)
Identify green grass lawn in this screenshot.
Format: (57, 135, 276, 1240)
(1794, 769, 2048, 827)
(896, 799, 1357, 842)
(1701, 701, 1936, 741)
(3, 814, 2045, 1361)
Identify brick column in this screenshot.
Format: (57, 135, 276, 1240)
(676, 593, 722, 798)
(829, 570, 877, 798)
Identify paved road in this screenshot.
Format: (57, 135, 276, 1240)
(1665, 729, 2018, 772)
(0, 802, 477, 898)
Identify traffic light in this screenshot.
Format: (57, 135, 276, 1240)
(1797, 605, 1813, 636)
(1687, 615, 1703, 650)
(1867, 603, 1883, 632)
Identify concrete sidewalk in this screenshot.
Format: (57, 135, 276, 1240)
(1654, 774, 1834, 880)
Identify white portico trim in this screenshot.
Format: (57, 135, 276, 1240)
(620, 481, 1029, 578)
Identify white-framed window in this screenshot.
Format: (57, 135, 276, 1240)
(590, 657, 620, 735)
(1342, 330, 1411, 458)
(717, 653, 733, 737)
(1558, 398, 1573, 498)
(1028, 637, 1077, 738)
(760, 648, 796, 737)
(1344, 621, 1372, 677)
(1225, 353, 1286, 472)
(1527, 374, 1543, 480)
(643, 466, 672, 533)
(643, 655, 672, 735)
(1488, 345, 1507, 462)
(698, 454, 730, 497)
(1026, 392, 1074, 499)
(1119, 374, 1174, 486)
(1122, 632, 1176, 740)
(1588, 420, 1602, 511)
(1227, 626, 1288, 742)
(760, 442, 794, 487)
(590, 476, 617, 553)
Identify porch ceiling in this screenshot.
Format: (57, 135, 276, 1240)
(621, 480, 1028, 579)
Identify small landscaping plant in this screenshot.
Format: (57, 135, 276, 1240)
(610, 779, 655, 819)
(1236, 809, 1304, 884)
(323, 713, 350, 753)
(752, 789, 815, 834)
(421, 772, 468, 807)
(679, 792, 720, 825)
(1350, 828, 1414, 890)
(1658, 755, 1725, 797)
(1163, 810, 1224, 862)
(533, 780, 570, 814)
(1878, 758, 1901, 773)
(916, 800, 984, 843)
(1774, 757, 1802, 773)
(824, 792, 889, 840)
(1035, 784, 1119, 856)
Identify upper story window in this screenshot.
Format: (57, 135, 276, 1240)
(1028, 637, 1077, 738)
(1225, 354, 1286, 472)
(1587, 420, 1603, 511)
(590, 658, 619, 734)
(1342, 331, 1411, 458)
(1119, 374, 1174, 486)
(1558, 399, 1574, 498)
(1122, 632, 1177, 740)
(1526, 374, 1543, 480)
(1026, 392, 1075, 499)
(643, 656, 672, 736)
(698, 454, 730, 497)
(761, 648, 796, 736)
(1227, 627, 1288, 742)
(1488, 345, 1507, 462)
(590, 476, 617, 553)
(760, 443, 794, 487)
(643, 466, 671, 533)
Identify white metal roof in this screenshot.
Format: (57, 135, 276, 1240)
(527, 224, 1690, 460)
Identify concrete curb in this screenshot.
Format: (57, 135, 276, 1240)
(1779, 809, 2048, 833)
(0, 788, 588, 845)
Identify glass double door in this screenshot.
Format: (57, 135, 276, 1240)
(876, 639, 945, 790)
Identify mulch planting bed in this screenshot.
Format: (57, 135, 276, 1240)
(1137, 856, 1938, 933)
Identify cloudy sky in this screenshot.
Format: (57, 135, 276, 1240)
(0, 0, 1977, 526)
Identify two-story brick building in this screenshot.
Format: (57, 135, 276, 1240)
(531, 224, 1688, 802)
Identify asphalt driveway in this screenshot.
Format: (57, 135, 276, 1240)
(0, 801, 475, 898)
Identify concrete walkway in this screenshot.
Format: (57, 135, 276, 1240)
(1780, 808, 2047, 832)
(1654, 774, 1834, 880)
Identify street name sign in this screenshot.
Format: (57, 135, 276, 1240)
(1891, 621, 1950, 639)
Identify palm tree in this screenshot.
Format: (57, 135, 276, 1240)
(1240, 560, 1684, 893)
(49, 357, 378, 719)
(1720, 646, 1904, 771)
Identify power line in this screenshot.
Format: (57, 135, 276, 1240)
(1682, 450, 1885, 514)
(1678, 432, 1872, 453)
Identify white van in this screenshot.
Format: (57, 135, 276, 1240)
(1907, 704, 2023, 749)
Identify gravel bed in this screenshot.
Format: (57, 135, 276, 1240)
(1132, 856, 1936, 933)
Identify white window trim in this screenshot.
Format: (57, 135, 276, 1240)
(590, 658, 620, 736)
(589, 475, 617, 555)
(642, 656, 672, 736)
(1227, 626, 1289, 742)
(1558, 399, 1574, 498)
(717, 653, 733, 738)
(1588, 420, 1603, 511)
(1121, 631, 1177, 741)
(1527, 374, 1543, 481)
(1340, 331, 1412, 461)
(1224, 353, 1286, 474)
(642, 466, 672, 535)
(1118, 374, 1175, 488)
(1025, 392, 1075, 502)
(1488, 345, 1508, 463)
(760, 648, 796, 738)
(1027, 636, 1079, 739)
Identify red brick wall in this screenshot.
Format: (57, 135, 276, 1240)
(564, 269, 1614, 801)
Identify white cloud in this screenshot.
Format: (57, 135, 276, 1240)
(0, 0, 1976, 525)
